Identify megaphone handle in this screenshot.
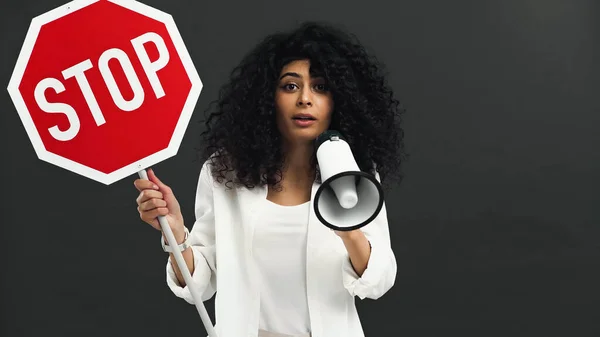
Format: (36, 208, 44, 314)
(138, 169, 218, 337)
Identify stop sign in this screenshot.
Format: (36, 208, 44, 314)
(7, 0, 203, 185)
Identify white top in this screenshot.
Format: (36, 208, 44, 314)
(253, 200, 311, 335)
(165, 159, 397, 337)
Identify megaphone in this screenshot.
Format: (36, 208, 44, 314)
(313, 130, 384, 232)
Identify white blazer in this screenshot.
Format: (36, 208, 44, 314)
(166, 159, 397, 337)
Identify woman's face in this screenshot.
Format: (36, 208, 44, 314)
(274, 59, 333, 146)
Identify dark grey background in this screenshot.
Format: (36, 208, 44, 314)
(1, 0, 599, 336)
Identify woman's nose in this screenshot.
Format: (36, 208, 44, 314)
(297, 90, 313, 106)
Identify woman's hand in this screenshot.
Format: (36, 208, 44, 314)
(333, 229, 361, 240)
(334, 229, 371, 276)
(134, 168, 186, 241)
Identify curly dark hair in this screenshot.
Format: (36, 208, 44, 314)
(198, 21, 407, 190)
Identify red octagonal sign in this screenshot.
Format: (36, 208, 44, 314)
(7, 0, 202, 185)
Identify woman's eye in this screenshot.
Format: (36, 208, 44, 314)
(282, 83, 298, 90)
(314, 83, 328, 91)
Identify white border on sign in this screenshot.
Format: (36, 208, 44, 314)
(7, 0, 101, 170)
(7, 0, 203, 185)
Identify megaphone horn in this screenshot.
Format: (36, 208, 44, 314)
(313, 130, 385, 232)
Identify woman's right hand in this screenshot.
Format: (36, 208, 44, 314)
(134, 168, 185, 241)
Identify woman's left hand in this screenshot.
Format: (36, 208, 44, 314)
(333, 228, 371, 276)
(333, 229, 362, 240)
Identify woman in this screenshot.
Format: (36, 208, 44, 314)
(134, 21, 406, 337)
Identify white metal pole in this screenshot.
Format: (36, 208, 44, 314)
(138, 169, 217, 337)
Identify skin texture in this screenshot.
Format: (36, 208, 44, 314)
(267, 59, 333, 206)
(274, 59, 333, 147)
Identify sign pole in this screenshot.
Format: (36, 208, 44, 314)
(138, 169, 217, 337)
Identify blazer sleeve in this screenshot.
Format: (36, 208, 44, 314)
(342, 171, 397, 300)
(165, 161, 217, 304)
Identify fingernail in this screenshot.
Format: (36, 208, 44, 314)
(153, 184, 159, 190)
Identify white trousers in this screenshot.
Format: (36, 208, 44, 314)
(258, 329, 311, 337)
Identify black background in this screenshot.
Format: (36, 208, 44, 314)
(1, 0, 599, 336)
